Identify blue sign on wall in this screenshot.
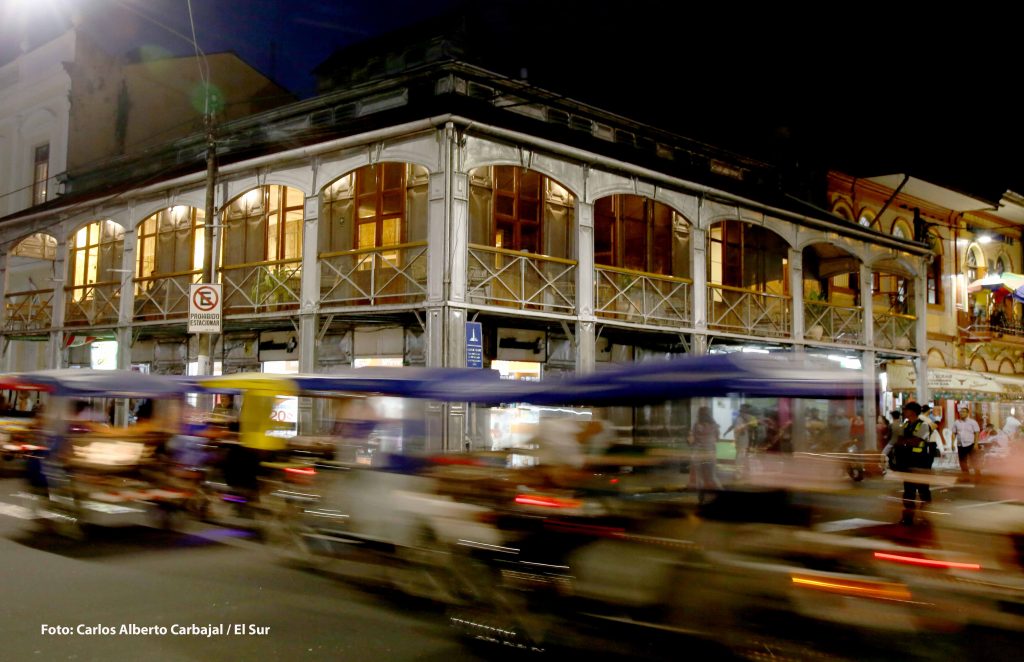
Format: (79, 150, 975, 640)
(466, 321, 483, 368)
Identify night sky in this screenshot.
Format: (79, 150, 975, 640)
(3, 1, 1020, 202)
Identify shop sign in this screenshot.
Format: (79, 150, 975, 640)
(466, 322, 483, 368)
(887, 364, 1003, 401)
(496, 328, 546, 362)
(258, 330, 299, 362)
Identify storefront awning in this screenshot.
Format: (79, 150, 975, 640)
(887, 364, 1004, 402)
(995, 375, 1024, 401)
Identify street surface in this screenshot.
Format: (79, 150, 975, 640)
(0, 473, 1019, 662)
(0, 477, 487, 662)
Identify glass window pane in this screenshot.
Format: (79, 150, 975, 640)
(326, 174, 354, 201)
(285, 186, 304, 209)
(383, 162, 404, 190)
(87, 247, 98, 283)
(357, 196, 376, 219)
(521, 225, 539, 254)
(382, 192, 402, 215)
(520, 170, 540, 197)
(74, 252, 86, 287)
(358, 222, 376, 248)
(382, 218, 400, 246)
(192, 231, 205, 271)
(285, 212, 302, 259)
(494, 166, 515, 191)
(268, 186, 281, 213)
(519, 199, 539, 222)
(623, 218, 645, 270)
(495, 195, 514, 217)
(358, 166, 377, 195)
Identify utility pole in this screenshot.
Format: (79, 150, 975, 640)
(198, 106, 217, 398)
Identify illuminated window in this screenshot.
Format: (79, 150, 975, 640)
(222, 185, 303, 266)
(69, 221, 125, 301)
(594, 195, 683, 275)
(347, 163, 406, 268)
(32, 144, 49, 205)
(892, 219, 912, 239)
(966, 248, 979, 282)
(11, 233, 57, 260)
(135, 207, 205, 286)
(467, 167, 575, 258)
(707, 220, 788, 294)
(927, 233, 942, 305)
(492, 166, 541, 253)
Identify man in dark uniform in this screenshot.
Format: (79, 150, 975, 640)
(891, 402, 936, 525)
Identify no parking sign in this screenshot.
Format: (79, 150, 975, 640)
(188, 284, 222, 333)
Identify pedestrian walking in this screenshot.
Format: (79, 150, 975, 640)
(952, 405, 981, 480)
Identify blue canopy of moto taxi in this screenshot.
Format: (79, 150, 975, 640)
(180, 367, 503, 400)
(437, 353, 868, 406)
(177, 353, 865, 406)
(10, 369, 190, 398)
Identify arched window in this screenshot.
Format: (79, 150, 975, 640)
(11, 233, 57, 260)
(892, 218, 912, 239)
(927, 230, 942, 305)
(468, 166, 575, 258)
(321, 162, 429, 257)
(69, 221, 125, 302)
(857, 209, 876, 228)
(965, 246, 984, 282)
(831, 200, 853, 222)
(136, 206, 205, 279)
(594, 195, 689, 276)
(222, 185, 303, 266)
(708, 220, 788, 294)
(994, 251, 1012, 276)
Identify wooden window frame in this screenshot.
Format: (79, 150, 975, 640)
(491, 166, 541, 253)
(354, 163, 407, 251)
(32, 143, 49, 206)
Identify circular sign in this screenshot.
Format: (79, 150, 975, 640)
(192, 285, 220, 311)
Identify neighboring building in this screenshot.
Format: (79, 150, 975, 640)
(0, 30, 73, 217)
(0, 18, 938, 448)
(826, 173, 1024, 433)
(0, 26, 292, 371)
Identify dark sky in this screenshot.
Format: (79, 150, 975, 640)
(3, 1, 1020, 202)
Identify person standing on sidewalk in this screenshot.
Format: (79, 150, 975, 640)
(891, 402, 936, 525)
(952, 405, 981, 480)
(689, 406, 723, 503)
(725, 403, 759, 479)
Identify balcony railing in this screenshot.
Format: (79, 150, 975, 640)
(65, 280, 122, 327)
(319, 241, 427, 308)
(467, 243, 576, 315)
(134, 269, 202, 321)
(3, 287, 54, 333)
(959, 319, 1024, 343)
(804, 300, 864, 345)
(707, 284, 791, 337)
(595, 265, 691, 327)
(220, 258, 301, 315)
(873, 311, 917, 351)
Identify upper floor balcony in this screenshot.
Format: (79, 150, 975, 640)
(594, 265, 692, 327)
(221, 258, 302, 316)
(467, 244, 576, 315)
(320, 241, 428, 309)
(3, 286, 54, 334)
(65, 280, 122, 328)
